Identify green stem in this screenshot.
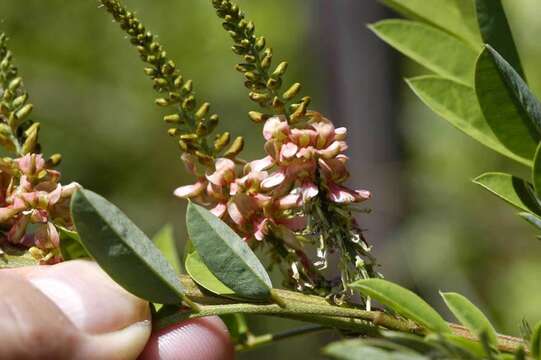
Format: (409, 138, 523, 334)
(235, 324, 329, 352)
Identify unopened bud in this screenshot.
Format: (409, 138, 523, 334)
(214, 132, 230, 152)
(164, 114, 181, 123)
(271, 61, 288, 78)
(223, 136, 244, 158)
(15, 104, 33, 121)
(282, 83, 301, 100)
(248, 111, 267, 123)
(181, 80, 193, 94)
(195, 102, 210, 120)
(155, 98, 169, 107)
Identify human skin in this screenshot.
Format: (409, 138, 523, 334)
(0, 260, 235, 360)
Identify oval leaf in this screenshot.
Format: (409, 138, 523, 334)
(406, 75, 529, 166)
(152, 224, 181, 274)
(475, 0, 524, 78)
(440, 292, 498, 347)
(380, 0, 481, 47)
(58, 226, 89, 261)
(475, 46, 541, 160)
(323, 339, 428, 360)
(185, 250, 235, 296)
(473, 172, 541, 216)
(350, 279, 450, 333)
(370, 20, 477, 85)
(531, 321, 541, 359)
(71, 189, 184, 304)
(186, 202, 272, 300)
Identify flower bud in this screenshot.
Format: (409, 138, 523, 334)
(214, 132, 230, 152)
(195, 102, 210, 120)
(223, 136, 244, 158)
(282, 83, 301, 101)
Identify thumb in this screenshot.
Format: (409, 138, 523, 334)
(7, 259, 152, 360)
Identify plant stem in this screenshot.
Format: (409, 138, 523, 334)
(171, 275, 525, 353)
(235, 324, 330, 352)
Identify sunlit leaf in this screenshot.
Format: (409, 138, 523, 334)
(186, 202, 272, 300)
(350, 279, 450, 333)
(58, 226, 89, 261)
(406, 75, 529, 166)
(380, 0, 481, 47)
(185, 249, 235, 296)
(71, 189, 185, 304)
(370, 20, 477, 85)
(475, 0, 524, 78)
(152, 224, 181, 274)
(475, 46, 541, 160)
(440, 292, 498, 347)
(473, 173, 541, 216)
(323, 339, 428, 360)
(531, 321, 541, 359)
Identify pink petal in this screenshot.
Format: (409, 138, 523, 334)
(263, 116, 288, 141)
(253, 217, 269, 241)
(319, 141, 342, 159)
(280, 142, 298, 160)
(16, 154, 33, 175)
(173, 181, 206, 198)
(48, 184, 62, 205)
(227, 201, 244, 225)
(328, 184, 370, 204)
(249, 156, 274, 172)
(335, 127, 347, 140)
(48, 222, 60, 247)
(60, 182, 81, 198)
(210, 202, 227, 218)
(261, 170, 286, 189)
(301, 182, 319, 200)
(277, 193, 300, 210)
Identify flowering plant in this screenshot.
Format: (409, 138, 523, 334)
(1, 0, 540, 359)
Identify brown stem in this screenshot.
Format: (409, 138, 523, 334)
(176, 275, 525, 353)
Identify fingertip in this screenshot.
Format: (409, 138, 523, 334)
(139, 316, 234, 360)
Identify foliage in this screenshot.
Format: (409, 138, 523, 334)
(0, 0, 540, 358)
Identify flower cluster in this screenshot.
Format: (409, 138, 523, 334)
(0, 154, 80, 263)
(175, 111, 370, 249)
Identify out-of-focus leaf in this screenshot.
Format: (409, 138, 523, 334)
(531, 321, 541, 359)
(518, 212, 541, 233)
(58, 226, 89, 261)
(350, 279, 450, 333)
(220, 314, 249, 344)
(323, 339, 428, 360)
(473, 173, 541, 216)
(0, 245, 37, 268)
(71, 189, 185, 304)
(380, 0, 481, 47)
(475, 0, 524, 78)
(186, 202, 272, 300)
(152, 224, 181, 274)
(439, 334, 485, 358)
(185, 250, 235, 296)
(370, 20, 477, 85)
(381, 331, 442, 355)
(440, 292, 498, 347)
(406, 75, 530, 166)
(475, 46, 541, 160)
(533, 143, 541, 198)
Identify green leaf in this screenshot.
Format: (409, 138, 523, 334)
(152, 224, 181, 274)
(0, 245, 37, 268)
(439, 334, 486, 358)
(220, 314, 249, 344)
(531, 321, 541, 359)
(58, 226, 89, 261)
(533, 143, 541, 198)
(518, 212, 541, 231)
(406, 75, 530, 166)
(185, 250, 235, 296)
(186, 202, 272, 300)
(380, 0, 481, 47)
(475, 0, 524, 78)
(440, 292, 498, 347)
(370, 20, 477, 85)
(473, 173, 541, 216)
(323, 339, 428, 360)
(350, 279, 450, 333)
(475, 46, 541, 160)
(71, 189, 185, 304)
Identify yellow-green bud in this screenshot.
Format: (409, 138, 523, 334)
(255, 36, 266, 50)
(46, 153, 62, 167)
(182, 95, 196, 111)
(260, 54, 272, 69)
(174, 75, 184, 88)
(155, 98, 169, 107)
(214, 132, 231, 152)
(248, 111, 267, 123)
(282, 83, 301, 100)
(181, 80, 193, 94)
(271, 61, 288, 78)
(223, 136, 244, 158)
(164, 114, 181, 123)
(168, 128, 180, 136)
(266, 77, 281, 90)
(15, 104, 33, 121)
(195, 102, 210, 120)
(12, 94, 28, 108)
(8, 77, 22, 91)
(207, 114, 219, 133)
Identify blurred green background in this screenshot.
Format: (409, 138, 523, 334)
(2, 0, 540, 358)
